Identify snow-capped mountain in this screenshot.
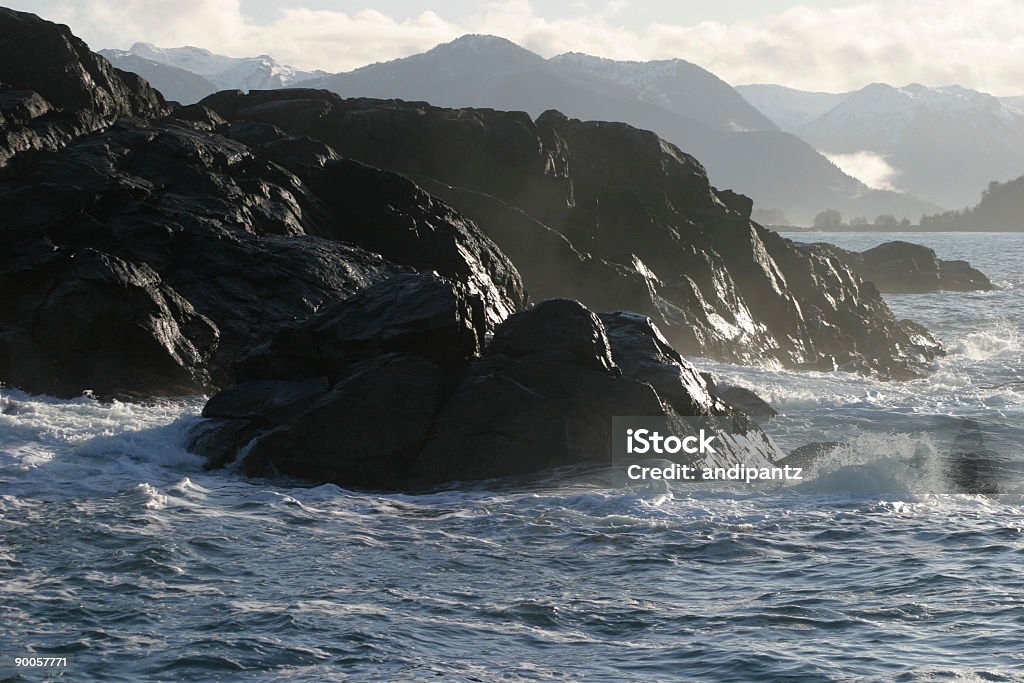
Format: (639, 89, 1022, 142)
(1000, 95, 1024, 111)
(123, 42, 328, 92)
(792, 83, 1024, 207)
(99, 49, 216, 104)
(735, 84, 848, 133)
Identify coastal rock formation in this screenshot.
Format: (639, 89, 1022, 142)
(192, 298, 782, 489)
(202, 89, 942, 379)
(816, 240, 993, 293)
(0, 7, 169, 165)
(0, 9, 948, 489)
(0, 9, 524, 397)
(0, 112, 523, 396)
(700, 372, 778, 419)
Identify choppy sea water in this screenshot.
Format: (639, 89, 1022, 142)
(1, 232, 1022, 681)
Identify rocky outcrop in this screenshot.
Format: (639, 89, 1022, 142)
(0, 7, 170, 165)
(201, 89, 942, 379)
(0, 248, 218, 397)
(699, 372, 777, 419)
(0, 12, 524, 398)
(0, 110, 524, 397)
(815, 241, 993, 293)
(191, 296, 782, 489)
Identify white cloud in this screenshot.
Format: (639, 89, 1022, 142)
(16, 0, 1024, 95)
(824, 150, 899, 191)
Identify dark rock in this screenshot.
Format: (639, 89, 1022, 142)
(816, 240, 993, 293)
(202, 377, 331, 423)
(0, 97, 522, 396)
(714, 188, 754, 219)
(190, 377, 340, 470)
(409, 173, 679, 329)
(0, 8, 167, 120)
(714, 385, 777, 419)
(0, 8, 169, 165)
(489, 299, 616, 373)
(193, 297, 783, 489)
(407, 354, 662, 484)
(936, 259, 993, 292)
(0, 13, 526, 398)
(243, 354, 445, 489)
(236, 274, 488, 381)
(187, 419, 264, 471)
(202, 90, 943, 379)
(0, 247, 216, 398)
(692, 369, 776, 418)
(599, 311, 713, 415)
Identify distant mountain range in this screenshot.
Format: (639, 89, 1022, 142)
(738, 82, 1024, 209)
(111, 35, 1024, 225)
(98, 50, 218, 104)
(101, 43, 327, 95)
(290, 36, 939, 225)
(735, 85, 848, 132)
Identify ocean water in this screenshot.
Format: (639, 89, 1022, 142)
(1, 232, 1022, 681)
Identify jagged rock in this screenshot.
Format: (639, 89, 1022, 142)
(242, 354, 446, 488)
(191, 297, 782, 489)
(0, 247, 216, 397)
(201, 89, 943, 379)
(236, 274, 488, 381)
(816, 240, 993, 293)
(0, 16, 524, 397)
(0, 12, 527, 398)
(0, 7, 169, 165)
(488, 299, 616, 373)
(0, 8, 167, 120)
(0, 118, 395, 395)
(696, 371, 776, 419)
(599, 312, 713, 415)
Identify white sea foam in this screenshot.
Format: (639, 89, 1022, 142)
(948, 320, 1021, 361)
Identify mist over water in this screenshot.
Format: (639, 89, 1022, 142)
(1, 232, 1022, 680)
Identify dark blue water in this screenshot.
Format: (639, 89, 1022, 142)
(2, 232, 1023, 681)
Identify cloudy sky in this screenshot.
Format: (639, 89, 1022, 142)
(12, 0, 1024, 95)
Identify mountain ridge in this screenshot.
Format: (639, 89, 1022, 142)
(740, 81, 1024, 209)
(291, 35, 936, 225)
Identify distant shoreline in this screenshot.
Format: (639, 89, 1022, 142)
(771, 226, 1024, 233)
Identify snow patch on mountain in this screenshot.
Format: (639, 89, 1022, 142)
(125, 42, 327, 91)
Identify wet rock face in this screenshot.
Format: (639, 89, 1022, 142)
(235, 274, 489, 382)
(0, 12, 525, 399)
(0, 7, 170, 165)
(0, 112, 524, 396)
(488, 299, 617, 373)
(816, 240, 993, 294)
(190, 297, 780, 490)
(0, 28, 524, 400)
(0, 247, 217, 398)
(202, 90, 943, 379)
(858, 241, 993, 293)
